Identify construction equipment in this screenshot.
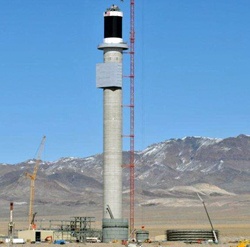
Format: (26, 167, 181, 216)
(8, 202, 14, 244)
(197, 193, 218, 243)
(106, 205, 114, 219)
(30, 212, 37, 230)
(25, 135, 46, 229)
(237, 240, 250, 247)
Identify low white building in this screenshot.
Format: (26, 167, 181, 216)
(18, 230, 54, 242)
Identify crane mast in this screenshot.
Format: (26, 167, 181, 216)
(122, 0, 135, 235)
(25, 135, 46, 229)
(129, 0, 135, 235)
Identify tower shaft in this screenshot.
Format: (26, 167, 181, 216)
(103, 87, 122, 218)
(96, 5, 129, 242)
(100, 41, 124, 220)
(103, 50, 123, 219)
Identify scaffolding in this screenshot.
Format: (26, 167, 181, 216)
(70, 217, 101, 242)
(34, 217, 101, 242)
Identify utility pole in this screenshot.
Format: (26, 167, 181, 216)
(8, 202, 14, 245)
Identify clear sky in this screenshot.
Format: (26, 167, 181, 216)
(1, 0, 250, 164)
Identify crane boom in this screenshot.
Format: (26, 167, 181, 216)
(25, 135, 46, 229)
(197, 193, 218, 243)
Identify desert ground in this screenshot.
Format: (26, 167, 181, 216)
(0, 195, 250, 246)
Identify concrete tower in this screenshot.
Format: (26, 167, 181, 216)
(96, 5, 128, 242)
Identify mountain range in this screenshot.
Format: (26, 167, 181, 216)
(1, 134, 250, 217)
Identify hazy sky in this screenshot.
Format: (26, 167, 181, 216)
(1, 0, 250, 164)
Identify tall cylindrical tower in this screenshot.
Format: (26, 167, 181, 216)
(96, 5, 128, 242)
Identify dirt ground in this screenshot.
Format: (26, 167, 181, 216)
(0, 240, 248, 247)
(1, 197, 250, 247)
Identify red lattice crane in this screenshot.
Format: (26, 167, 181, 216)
(121, 0, 135, 236)
(129, 0, 135, 235)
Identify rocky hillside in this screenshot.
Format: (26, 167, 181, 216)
(1, 134, 250, 212)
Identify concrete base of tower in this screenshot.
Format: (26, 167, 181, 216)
(102, 218, 128, 243)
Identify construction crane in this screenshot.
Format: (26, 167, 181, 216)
(197, 193, 218, 243)
(116, 0, 135, 235)
(122, 0, 135, 235)
(25, 135, 46, 230)
(129, 0, 135, 236)
(106, 205, 114, 219)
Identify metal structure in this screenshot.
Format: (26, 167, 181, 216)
(129, 0, 135, 235)
(102, 218, 128, 243)
(120, 0, 136, 236)
(33, 217, 101, 243)
(8, 202, 14, 244)
(106, 205, 114, 219)
(70, 217, 97, 242)
(197, 193, 218, 243)
(25, 135, 46, 229)
(166, 229, 219, 242)
(30, 212, 37, 229)
(136, 229, 149, 242)
(96, 4, 129, 242)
